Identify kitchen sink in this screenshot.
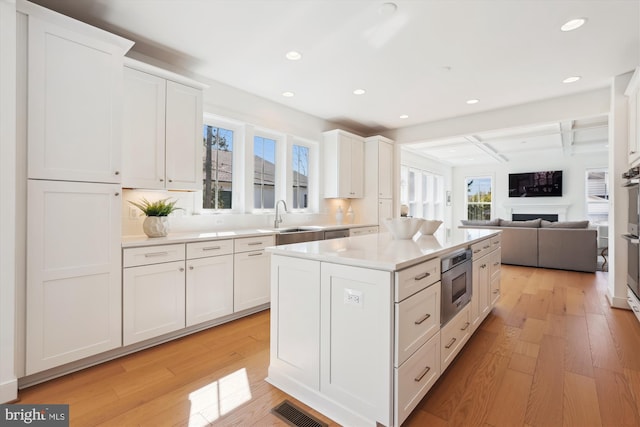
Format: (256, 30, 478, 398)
(275, 228, 325, 245)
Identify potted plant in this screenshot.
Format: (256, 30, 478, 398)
(129, 197, 182, 238)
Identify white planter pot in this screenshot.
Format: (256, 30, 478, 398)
(143, 216, 169, 237)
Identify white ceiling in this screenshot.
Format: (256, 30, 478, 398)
(29, 0, 639, 165)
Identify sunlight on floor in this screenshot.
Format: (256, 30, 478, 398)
(187, 367, 252, 426)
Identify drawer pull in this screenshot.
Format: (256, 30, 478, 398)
(473, 249, 481, 254)
(493, 262, 500, 266)
(445, 337, 457, 349)
(414, 366, 431, 382)
(248, 252, 263, 257)
(202, 246, 222, 251)
(483, 245, 490, 249)
(461, 321, 470, 331)
(179, 267, 185, 272)
(248, 242, 263, 246)
(189, 266, 194, 270)
(493, 289, 500, 294)
(414, 313, 431, 325)
(493, 240, 499, 244)
(414, 272, 431, 281)
(144, 251, 169, 258)
(633, 305, 640, 313)
(481, 264, 487, 269)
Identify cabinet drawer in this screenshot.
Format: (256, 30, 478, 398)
(234, 235, 275, 253)
(123, 244, 185, 267)
(471, 238, 492, 260)
(186, 239, 233, 259)
(395, 332, 440, 426)
(395, 258, 440, 302)
(490, 234, 501, 251)
(441, 304, 471, 372)
(349, 226, 378, 236)
(395, 282, 440, 367)
(489, 248, 501, 278)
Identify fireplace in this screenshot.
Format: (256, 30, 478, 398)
(512, 213, 558, 222)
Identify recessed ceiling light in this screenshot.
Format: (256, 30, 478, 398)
(399, 114, 409, 119)
(282, 91, 294, 97)
(285, 51, 302, 61)
(353, 89, 366, 95)
(563, 76, 581, 83)
(379, 2, 398, 15)
(561, 18, 586, 32)
(466, 99, 479, 105)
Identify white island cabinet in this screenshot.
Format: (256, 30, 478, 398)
(267, 229, 501, 427)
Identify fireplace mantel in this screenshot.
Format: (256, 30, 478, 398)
(503, 203, 571, 221)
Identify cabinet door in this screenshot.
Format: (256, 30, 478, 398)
(26, 180, 122, 374)
(471, 256, 490, 331)
(379, 198, 393, 223)
(165, 80, 203, 191)
(27, 16, 124, 183)
(378, 141, 394, 199)
(122, 67, 166, 189)
(123, 261, 186, 346)
(186, 254, 234, 326)
(349, 136, 364, 198)
(234, 250, 271, 311)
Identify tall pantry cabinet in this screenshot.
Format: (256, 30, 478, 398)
(18, 0, 134, 374)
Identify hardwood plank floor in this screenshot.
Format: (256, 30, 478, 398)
(16, 265, 640, 426)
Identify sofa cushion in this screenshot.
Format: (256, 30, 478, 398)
(460, 218, 501, 226)
(499, 218, 542, 228)
(538, 228, 597, 272)
(541, 220, 590, 229)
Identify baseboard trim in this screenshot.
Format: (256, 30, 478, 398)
(0, 377, 18, 403)
(606, 291, 630, 309)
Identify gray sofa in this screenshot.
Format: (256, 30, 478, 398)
(460, 218, 597, 273)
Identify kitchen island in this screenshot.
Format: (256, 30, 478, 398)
(266, 228, 501, 427)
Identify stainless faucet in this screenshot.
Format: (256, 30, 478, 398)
(274, 200, 288, 228)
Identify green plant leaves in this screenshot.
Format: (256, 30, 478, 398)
(128, 198, 182, 216)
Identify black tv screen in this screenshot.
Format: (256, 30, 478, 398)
(508, 171, 563, 197)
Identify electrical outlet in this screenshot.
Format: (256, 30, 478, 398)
(128, 207, 139, 220)
(344, 288, 363, 307)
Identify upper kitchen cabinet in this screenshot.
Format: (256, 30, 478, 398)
(122, 59, 206, 191)
(626, 67, 640, 167)
(323, 129, 364, 198)
(20, 0, 134, 183)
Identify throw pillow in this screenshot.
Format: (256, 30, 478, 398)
(541, 220, 590, 228)
(499, 218, 542, 228)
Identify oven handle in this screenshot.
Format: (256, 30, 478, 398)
(622, 234, 640, 244)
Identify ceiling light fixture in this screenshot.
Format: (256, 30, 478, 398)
(353, 89, 366, 95)
(282, 91, 294, 97)
(399, 114, 408, 119)
(285, 51, 302, 61)
(561, 18, 586, 32)
(563, 76, 581, 83)
(379, 2, 398, 15)
(466, 99, 479, 105)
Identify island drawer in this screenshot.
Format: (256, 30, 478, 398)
(234, 235, 275, 253)
(440, 304, 471, 372)
(186, 239, 234, 259)
(471, 238, 492, 260)
(395, 257, 440, 302)
(395, 281, 440, 367)
(394, 332, 440, 426)
(123, 244, 185, 268)
(490, 234, 501, 251)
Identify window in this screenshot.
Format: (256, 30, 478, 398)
(202, 124, 234, 210)
(466, 176, 492, 220)
(400, 166, 444, 219)
(292, 144, 309, 209)
(586, 168, 609, 224)
(254, 135, 277, 209)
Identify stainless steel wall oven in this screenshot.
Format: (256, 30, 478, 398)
(623, 167, 640, 300)
(441, 248, 472, 326)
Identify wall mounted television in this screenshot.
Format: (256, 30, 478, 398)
(508, 170, 563, 197)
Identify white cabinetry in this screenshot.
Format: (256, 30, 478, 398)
(353, 136, 395, 225)
(186, 240, 234, 326)
(323, 129, 364, 198)
(349, 225, 379, 236)
(122, 244, 186, 346)
(625, 67, 640, 166)
(440, 304, 471, 372)
(24, 4, 132, 183)
(26, 180, 122, 374)
(234, 235, 275, 312)
(470, 235, 501, 332)
(122, 59, 205, 190)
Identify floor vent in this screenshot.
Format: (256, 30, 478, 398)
(271, 400, 328, 427)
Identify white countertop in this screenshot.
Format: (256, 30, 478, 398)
(266, 228, 501, 271)
(121, 223, 378, 248)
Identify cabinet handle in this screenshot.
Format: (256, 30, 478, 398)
(179, 267, 185, 272)
(493, 289, 500, 294)
(414, 272, 431, 281)
(493, 262, 500, 266)
(414, 366, 431, 382)
(461, 321, 470, 331)
(114, 192, 120, 197)
(414, 313, 431, 325)
(633, 305, 639, 313)
(483, 245, 490, 249)
(493, 240, 500, 244)
(159, 178, 164, 182)
(445, 337, 457, 349)
(114, 170, 120, 175)
(168, 179, 173, 183)
(202, 246, 222, 251)
(189, 266, 194, 270)
(144, 251, 169, 257)
(481, 264, 487, 269)
(248, 252, 263, 257)
(248, 242, 263, 246)
(473, 249, 481, 254)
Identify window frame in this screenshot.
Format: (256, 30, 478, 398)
(252, 129, 283, 212)
(287, 137, 318, 213)
(465, 175, 494, 221)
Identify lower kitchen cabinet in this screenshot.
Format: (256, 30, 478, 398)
(26, 180, 122, 375)
(186, 254, 234, 326)
(123, 260, 186, 346)
(233, 235, 274, 312)
(440, 303, 471, 372)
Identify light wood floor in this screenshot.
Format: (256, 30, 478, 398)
(17, 265, 640, 426)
